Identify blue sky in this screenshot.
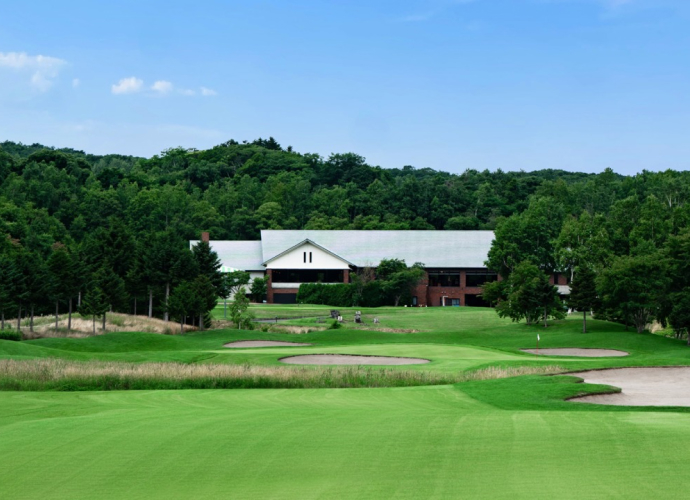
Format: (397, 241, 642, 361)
(0, 0, 688, 174)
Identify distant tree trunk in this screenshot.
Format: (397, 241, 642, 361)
(17, 303, 22, 331)
(55, 300, 59, 332)
(394, 296, 400, 307)
(30, 305, 34, 333)
(180, 318, 184, 334)
(78, 291, 82, 307)
(148, 289, 153, 318)
(224, 298, 227, 319)
(544, 307, 548, 328)
(133, 297, 137, 317)
(1, 311, 4, 331)
(199, 314, 204, 331)
(92, 315, 96, 335)
(583, 311, 587, 334)
(68, 298, 73, 331)
(164, 282, 170, 322)
(102, 312, 106, 331)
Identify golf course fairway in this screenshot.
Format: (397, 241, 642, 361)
(2, 306, 690, 499)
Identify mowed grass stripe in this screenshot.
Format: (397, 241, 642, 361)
(2, 389, 690, 499)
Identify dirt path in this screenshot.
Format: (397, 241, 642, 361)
(279, 354, 430, 365)
(570, 367, 690, 406)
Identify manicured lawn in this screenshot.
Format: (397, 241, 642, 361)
(3, 307, 690, 498)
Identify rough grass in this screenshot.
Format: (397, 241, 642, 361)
(0, 358, 564, 391)
(19, 313, 196, 338)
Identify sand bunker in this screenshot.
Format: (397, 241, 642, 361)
(521, 348, 628, 357)
(570, 367, 690, 406)
(279, 354, 430, 365)
(223, 340, 312, 348)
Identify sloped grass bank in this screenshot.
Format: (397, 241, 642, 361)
(0, 358, 563, 391)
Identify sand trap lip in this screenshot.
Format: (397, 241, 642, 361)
(521, 348, 629, 357)
(223, 340, 312, 348)
(279, 354, 430, 365)
(570, 367, 690, 406)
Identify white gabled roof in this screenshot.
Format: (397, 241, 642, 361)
(262, 238, 354, 266)
(260, 230, 494, 269)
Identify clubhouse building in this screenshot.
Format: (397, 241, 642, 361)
(192, 230, 569, 307)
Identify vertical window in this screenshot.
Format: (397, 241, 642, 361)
(412, 296, 418, 306)
(309, 252, 312, 263)
(303, 252, 306, 263)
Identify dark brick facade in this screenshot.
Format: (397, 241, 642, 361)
(265, 268, 505, 307)
(413, 269, 498, 307)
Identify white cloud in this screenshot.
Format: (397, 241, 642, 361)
(179, 88, 196, 96)
(200, 86, 217, 96)
(72, 78, 80, 88)
(151, 80, 173, 93)
(112, 76, 144, 94)
(0, 51, 67, 91)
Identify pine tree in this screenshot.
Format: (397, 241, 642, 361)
(94, 264, 128, 331)
(167, 281, 200, 334)
(0, 255, 15, 331)
(190, 275, 217, 331)
(568, 267, 599, 333)
(79, 286, 108, 335)
(47, 245, 73, 333)
(192, 240, 223, 290)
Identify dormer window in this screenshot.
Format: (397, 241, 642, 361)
(303, 251, 306, 263)
(309, 252, 312, 263)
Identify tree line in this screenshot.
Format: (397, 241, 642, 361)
(482, 190, 690, 341)
(2, 137, 690, 335)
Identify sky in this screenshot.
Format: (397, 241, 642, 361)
(0, 0, 689, 175)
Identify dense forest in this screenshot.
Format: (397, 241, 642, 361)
(1, 137, 690, 336)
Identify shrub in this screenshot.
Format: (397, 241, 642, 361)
(327, 320, 342, 330)
(0, 331, 21, 342)
(297, 283, 355, 306)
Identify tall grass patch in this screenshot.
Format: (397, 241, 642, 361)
(0, 359, 563, 391)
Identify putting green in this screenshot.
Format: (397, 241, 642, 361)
(207, 343, 540, 372)
(2, 387, 690, 499)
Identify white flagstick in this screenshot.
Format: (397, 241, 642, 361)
(537, 334, 540, 355)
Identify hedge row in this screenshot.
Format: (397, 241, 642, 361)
(296, 281, 412, 308)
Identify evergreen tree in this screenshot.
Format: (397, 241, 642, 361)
(47, 244, 73, 332)
(79, 286, 108, 335)
(568, 267, 599, 333)
(145, 231, 197, 321)
(190, 275, 218, 331)
(669, 289, 690, 346)
(192, 240, 223, 290)
(93, 264, 128, 331)
(23, 252, 49, 333)
(0, 254, 16, 331)
(167, 281, 200, 334)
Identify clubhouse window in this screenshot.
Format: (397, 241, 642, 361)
(465, 272, 498, 287)
(428, 272, 460, 287)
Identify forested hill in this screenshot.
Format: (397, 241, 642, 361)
(0, 136, 686, 255)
